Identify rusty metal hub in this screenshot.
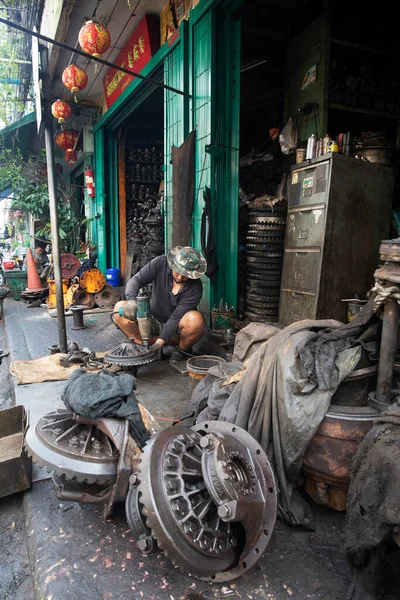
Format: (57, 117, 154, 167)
(60, 253, 81, 279)
(374, 238, 400, 283)
(134, 422, 277, 581)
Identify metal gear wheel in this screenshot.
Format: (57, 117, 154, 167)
(103, 340, 157, 367)
(24, 411, 119, 485)
(134, 423, 277, 582)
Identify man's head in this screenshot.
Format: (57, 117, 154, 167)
(167, 246, 207, 280)
(36, 247, 44, 255)
(172, 270, 189, 284)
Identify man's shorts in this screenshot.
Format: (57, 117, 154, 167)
(149, 317, 180, 345)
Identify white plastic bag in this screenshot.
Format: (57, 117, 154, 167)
(279, 117, 298, 155)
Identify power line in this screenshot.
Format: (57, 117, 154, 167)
(0, 16, 190, 98)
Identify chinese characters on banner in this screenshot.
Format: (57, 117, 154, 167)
(103, 15, 160, 109)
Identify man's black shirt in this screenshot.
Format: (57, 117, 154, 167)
(125, 255, 202, 342)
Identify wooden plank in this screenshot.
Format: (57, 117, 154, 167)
(118, 128, 127, 277)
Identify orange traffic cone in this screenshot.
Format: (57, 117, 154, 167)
(26, 248, 46, 292)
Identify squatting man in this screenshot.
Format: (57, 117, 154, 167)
(114, 246, 207, 360)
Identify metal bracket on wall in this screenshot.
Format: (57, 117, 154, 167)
(205, 143, 239, 156)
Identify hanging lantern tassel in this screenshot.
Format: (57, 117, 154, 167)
(66, 149, 78, 165)
(62, 65, 88, 103)
(78, 21, 111, 74)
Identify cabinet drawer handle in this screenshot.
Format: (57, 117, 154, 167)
(291, 292, 305, 298)
(295, 252, 308, 257)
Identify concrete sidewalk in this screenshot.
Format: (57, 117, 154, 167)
(1, 295, 352, 600)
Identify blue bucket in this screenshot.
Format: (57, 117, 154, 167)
(106, 268, 120, 287)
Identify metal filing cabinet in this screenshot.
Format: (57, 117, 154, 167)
(279, 153, 394, 325)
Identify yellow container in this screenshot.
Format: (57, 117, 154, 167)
(47, 279, 69, 309)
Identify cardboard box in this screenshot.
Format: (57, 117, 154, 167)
(0, 406, 32, 499)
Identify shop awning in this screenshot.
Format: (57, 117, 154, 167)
(0, 111, 38, 153)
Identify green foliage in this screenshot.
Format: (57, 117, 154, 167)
(0, 21, 26, 125)
(0, 147, 91, 253)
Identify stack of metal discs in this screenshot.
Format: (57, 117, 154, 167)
(245, 202, 287, 322)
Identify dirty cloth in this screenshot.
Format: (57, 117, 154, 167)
(196, 319, 361, 528)
(9, 352, 117, 385)
(345, 401, 400, 554)
(172, 130, 195, 247)
(61, 369, 150, 448)
(297, 299, 380, 390)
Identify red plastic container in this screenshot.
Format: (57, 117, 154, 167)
(3, 261, 15, 270)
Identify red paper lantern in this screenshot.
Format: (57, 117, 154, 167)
(55, 129, 79, 162)
(51, 99, 72, 123)
(78, 21, 111, 59)
(62, 65, 88, 98)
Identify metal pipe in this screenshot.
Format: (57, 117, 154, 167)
(376, 298, 399, 405)
(41, 47, 67, 353)
(0, 16, 191, 99)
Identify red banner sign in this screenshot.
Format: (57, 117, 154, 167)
(103, 15, 160, 109)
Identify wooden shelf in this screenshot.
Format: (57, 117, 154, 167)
(328, 103, 400, 120)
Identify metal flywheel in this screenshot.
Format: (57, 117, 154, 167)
(128, 422, 277, 581)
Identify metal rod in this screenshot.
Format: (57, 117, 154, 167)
(376, 298, 399, 405)
(41, 47, 67, 353)
(0, 16, 191, 99)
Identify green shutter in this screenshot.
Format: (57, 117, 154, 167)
(164, 37, 186, 250)
(212, 8, 240, 310)
(192, 9, 213, 317)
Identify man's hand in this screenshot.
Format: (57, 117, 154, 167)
(122, 300, 138, 321)
(149, 340, 164, 360)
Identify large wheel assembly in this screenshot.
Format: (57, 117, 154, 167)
(25, 411, 277, 581)
(127, 422, 277, 581)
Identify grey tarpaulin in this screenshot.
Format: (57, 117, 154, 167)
(189, 362, 243, 423)
(232, 322, 283, 364)
(61, 369, 150, 448)
(197, 320, 361, 528)
(172, 130, 195, 247)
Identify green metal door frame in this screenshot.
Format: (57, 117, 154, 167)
(189, 1, 241, 316)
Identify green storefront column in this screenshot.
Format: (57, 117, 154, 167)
(94, 127, 107, 274)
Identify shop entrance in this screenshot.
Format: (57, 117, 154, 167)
(237, 0, 288, 324)
(118, 86, 164, 281)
